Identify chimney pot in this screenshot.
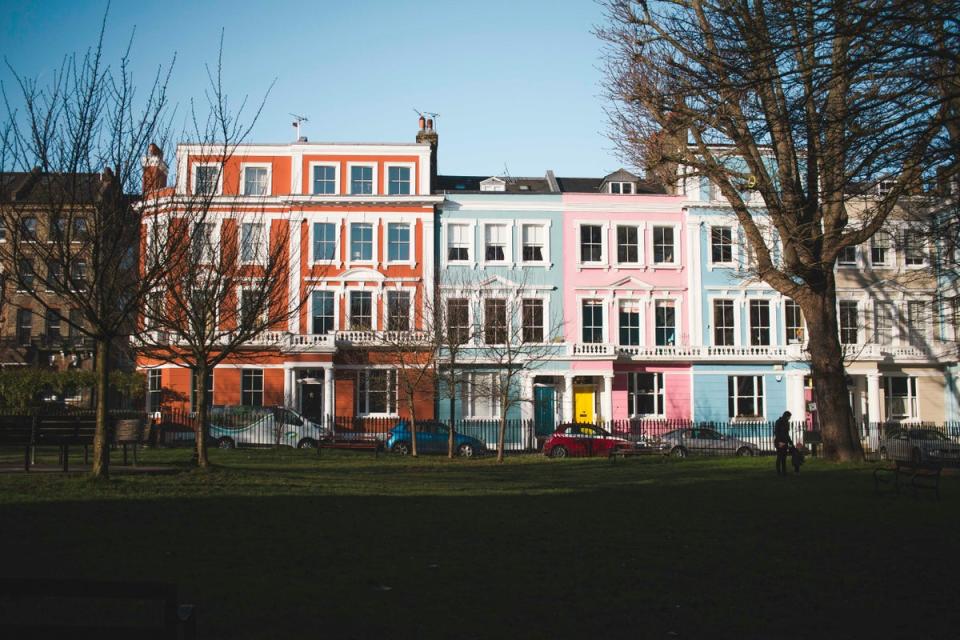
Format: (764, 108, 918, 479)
(426, 118, 434, 131)
(141, 143, 169, 193)
(418, 116, 426, 131)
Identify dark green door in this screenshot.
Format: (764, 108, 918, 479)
(534, 386, 556, 436)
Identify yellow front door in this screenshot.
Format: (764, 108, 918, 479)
(574, 385, 596, 423)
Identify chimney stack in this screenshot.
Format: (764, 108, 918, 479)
(415, 117, 438, 192)
(142, 143, 168, 193)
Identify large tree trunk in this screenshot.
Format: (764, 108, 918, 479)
(194, 364, 210, 469)
(447, 363, 456, 459)
(801, 279, 864, 462)
(91, 338, 111, 478)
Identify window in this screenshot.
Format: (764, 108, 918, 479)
(20, 216, 37, 240)
(239, 289, 265, 327)
(194, 165, 220, 195)
(462, 373, 500, 418)
(728, 376, 764, 419)
(749, 300, 771, 346)
(350, 165, 374, 195)
(837, 245, 857, 266)
(357, 370, 396, 415)
(907, 301, 928, 346)
(349, 291, 373, 330)
(387, 223, 410, 262)
(904, 234, 926, 266)
(312, 165, 337, 195)
(711, 227, 733, 264)
(521, 299, 544, 343)
(46, 260, 63, 291)
(785, 300, 805, 343)
(609, 181, 634, 194)
(713, 299, 735, 346)
(68, 309, 83, 340)
(17, 309, 32, 346)
(387, 166, 411, 195)
(874, 302, 894, 344)
(241, 369, 262, 407)
(617, 226, 639, 263)
(70, 260, 87, 291)
(521, 224, 545, 262)
(885, 377, 918, 421)
(240, 223, 264, 263)
(243, 166, 269, 195)
(654, 301, 676, 346)
(619, 302, 641, 345)
(582, 300, 604, 343)
(447, 298, 470, 345)
(871, 231, 891, 266)
(839, 301, 859, 344)
(387, 290, 410, 331)
(17, 258, 34, 290)
(447, 224, 470, 262)
(192, 222, 216, 264)
(45, 308, 61, 341)
(312, 222, 337, 262)
(350, 223, 373, 261)
(652, 226, 675, 264)
(147, 370, 162, 413)
(191, 369, 214, 410)
(580, 225, 603, 263)
(311, 291, 334, 334)
(484, 298, 507, 344)
(484, 224, 507, 262)
(628, 373, 664, 417)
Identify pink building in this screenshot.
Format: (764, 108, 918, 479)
(561, 172, 691, 423)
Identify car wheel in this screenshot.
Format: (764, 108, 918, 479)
(670, 446, 687, 458)
(297, 438, 317, 449)
(457, 443, 476, 458)
(878, 446, 888, 460)
(911, 447, 922, 465)
(217, 437, 235, 450)
(551, 445, 568, 459)
(393, 441, 411, 456)
(736, 446, 753, 457)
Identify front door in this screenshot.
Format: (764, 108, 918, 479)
(574, 385, 596, 423)
(534, 385, 556, 436)
(301, 383, 324, 421)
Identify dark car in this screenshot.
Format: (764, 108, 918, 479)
(879, 428, 960, 464)
(543, 423, 635, 458)
(386, 420, 486, 457)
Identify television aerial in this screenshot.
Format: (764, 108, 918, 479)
(290, 113, 309, 140)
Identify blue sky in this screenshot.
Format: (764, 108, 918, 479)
(1, 0, 626, 178)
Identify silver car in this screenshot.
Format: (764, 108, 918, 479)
(210, 408, 331, 449)
(879, 428, 960, 464)
(656, 427, 757, 458)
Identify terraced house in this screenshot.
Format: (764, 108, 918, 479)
(138, 120, 441, 422)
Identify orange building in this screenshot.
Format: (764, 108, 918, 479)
(137, 120, 441, 421)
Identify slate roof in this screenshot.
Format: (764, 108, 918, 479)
(0, 170, 105, 204)
(437, 172, 667, 195)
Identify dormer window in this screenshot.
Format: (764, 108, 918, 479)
(609, 182, 635, 194)
(480, 177, 506, 192)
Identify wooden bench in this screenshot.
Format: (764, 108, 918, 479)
(113, 418, 144, 465)
(34, 415, 97, 472)
(0, 578, 196, 639)
(874, 460, 942, 499)
(317, 436, 384, 457)
(608, 448, 656, 463)
(0, 418, 36, 471)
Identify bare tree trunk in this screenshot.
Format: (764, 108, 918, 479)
(91, 338, 112, 478)
(447, 364, 456, 459)
(801, 281, 864, 462)
(409, 400, 418, 458)
(194, 364, 210, 469)
(497, 402, 507, 464)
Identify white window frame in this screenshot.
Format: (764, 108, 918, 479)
(651, 224, 679, 266)
(874, 300, 895, 345)
(519, 295, 548, 344)
(356, 369, 398, 417)
(836, 245, 858, 268)
(462, 372, 501, 419)
(346, 288, 376, 331)
(627, 372, 665, 418)
(748, 298, 772, 346)
(191, 220, 221, 265)
(310, 288, 338, 334)
(870, 230, 894, 267)
(239, 221, 267, 265)
(310, 219, 342, 266)
(728, 375, 765, 420)
(906, 299, 931, 346)
(482, 296, 509, 345)
(384, 288, 413, 332)
(653, 297, 679, 346)
(617, 299, 644, 346)
(884, 376, 919, 422)
(443, 221, 475, 266)
(237, 286, 269, 325)
(240, 162, 272, 196)
(519, 221, 550, 266)
(576, 222, 608, 267)
(348, 221, 377, 265)
(384, 162, 416, 196)
(783, 299, 805, 344)
(580, 297, 607, 344)
(903, 233, 928, 269)
(615, 224, 643, 266)
(192, 162, 223, 196)
(608, 181, 635, 194)
(481, 221, 512, 266)
(708, 225, 736, 268)
(385, 220, 416, 266)
(308, 161, 340, 195)
(711, 297, 738, 347)
(444, 295, 473, 345)
(838, 299, 861, 345)
(347, 162, 378, 196)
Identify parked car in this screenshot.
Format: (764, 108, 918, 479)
(656, 427, 757, 457)
(543, 423, 636, 458)
(879, 428, 960, 464)
(386, 420, 486, 457)
(210, 407, 330, 449)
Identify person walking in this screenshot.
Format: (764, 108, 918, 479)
(774, 411, 793, 475)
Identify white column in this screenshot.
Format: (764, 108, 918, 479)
(563, 374, 574, 422)
(288, 218, 301, 333)
(866, 373, 881, 425)
(521, 375, 535, 421)
(601, 374, 614, 424)
(786, 373, 805, 419)
(284, 367, 296, 408)
(323, 365, 335, 421)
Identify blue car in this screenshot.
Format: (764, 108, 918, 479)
(386, 421, 486, 457)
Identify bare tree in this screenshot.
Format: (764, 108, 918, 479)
(0, 14, 174, 477)
(599, 0, 956, 460)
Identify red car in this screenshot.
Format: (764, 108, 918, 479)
(543, 423, 635, 458)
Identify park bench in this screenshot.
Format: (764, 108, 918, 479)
(34, 414, 97, 472)
(0, 578, 196, 639)
(113, 418, 145, 465)
(317, 436, 384, 457)
(873, 460, 942, 499)
(0, 416, 36, 471)
(608, 447, 659, 463)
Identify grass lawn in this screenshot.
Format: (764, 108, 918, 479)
(1, 449, 958, 639)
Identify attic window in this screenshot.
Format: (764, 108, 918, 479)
(609, 182, 635, 194)
(480, 177, 506, 192)
(877, 179, 897, 197)
(519, 185, 530, 191)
